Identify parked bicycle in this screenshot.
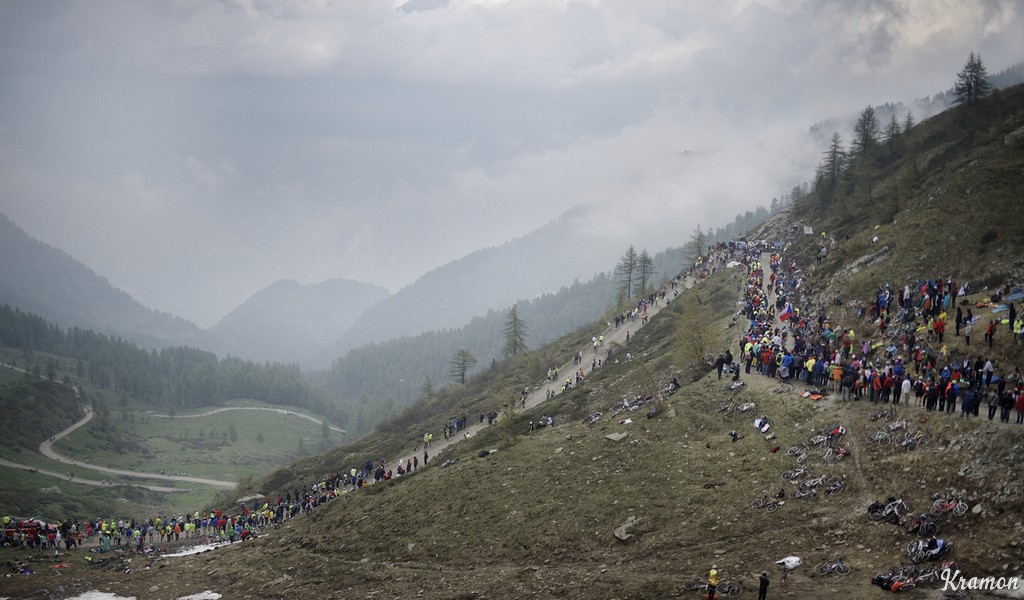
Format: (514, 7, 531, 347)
(869, 406, 896, 421)
(786, 445, 808, 464)
(799, 474, 827, 490)
(820, 444, 848, 464)
(825, 475, 846, 495)
(907, 538, 954, 563)
(781, 465, 808, 481)
(885, 419, 909, 432)
(751, 495, 785, 513)
(869, 497, 913, 522)
(900, 513, 940, 537)
(866, 429, 892, 447)
(815, 556, 851, 576)
(931, 494, 969, 517)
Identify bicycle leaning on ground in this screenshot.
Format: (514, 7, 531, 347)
(815, 556, 851, 576)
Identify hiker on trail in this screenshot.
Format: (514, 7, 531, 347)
(715, 353, 726, 379)
(758, 572, 770, 600)
(708, 564, 721, 600)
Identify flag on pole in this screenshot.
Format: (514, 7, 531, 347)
(780, 304, 794, 321)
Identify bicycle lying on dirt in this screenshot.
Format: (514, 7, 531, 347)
(900, 513, 940, 537)
(869, 497, 913, 522)
(723, 380, 746, 393)
(873, 560, 958, 591)
(815, 556, 851, 576)
(716, 401, 757, 415)
(907, 538, 954, 563)
(869, 406, 897, 422)
(751, 495, 785, 513)
(931, 494, 969, 517)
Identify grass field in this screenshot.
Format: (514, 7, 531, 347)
(0, 354, 344, 521)
(53, 405, 343, 481)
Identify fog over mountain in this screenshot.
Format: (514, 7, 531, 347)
(1, 1, 1021, 327)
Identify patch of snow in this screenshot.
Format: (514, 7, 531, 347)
(162, 541, 232, 557)
(65, 593, 136, 600)
(177, 592, 222, 600)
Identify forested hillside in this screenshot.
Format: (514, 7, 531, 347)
(0, 304, 339, 427)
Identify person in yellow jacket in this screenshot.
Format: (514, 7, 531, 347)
(708, 564, 721, 600)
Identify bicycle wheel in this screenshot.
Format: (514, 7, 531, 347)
(681, 579, 702, 591)
(931, 499, 946, 515)
(751, 498, 765, 509)
(869, 509, 886, 521)
(905, 439, 917, 451)
(869, 412, 882, 421)
(877, 433, 890, 447)
(727, 582, 744, 597)
(885, 409, 895, 422)
(787, 446, 803, 456)
(815, 562, 830, 576)
(796, 453, 807, 464)
(866, 431, 882, 444)
(765, 501, 780, 513)
(782, 470, 799, 481)
(835, 562, 851, 575)
(953, 501, 968, 516)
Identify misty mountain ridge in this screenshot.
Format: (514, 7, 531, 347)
(306, 206, 648, 369)
(0, 212, 201, 348)
(206, 277, 388, 364)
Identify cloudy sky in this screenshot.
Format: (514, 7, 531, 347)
(1, 0, 1021, 327)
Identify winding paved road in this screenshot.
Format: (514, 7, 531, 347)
(37, 404, 236, 489)
(146, 406, 346, 434)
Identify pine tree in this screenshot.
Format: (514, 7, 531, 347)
(502, 304, 528, 357)
(883, 113, 901, 156)
(616, 246, 639, 299)
(819, 132, 845, 204)
(851, 106, 880, 158)
(954, 52, 992, 107)
(448, 349, 478, 385)
(903, 110, 915, 134)
(637, 250, 654, 295)
(685, 226, 707, 267)
(420, 376, 434, 399)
